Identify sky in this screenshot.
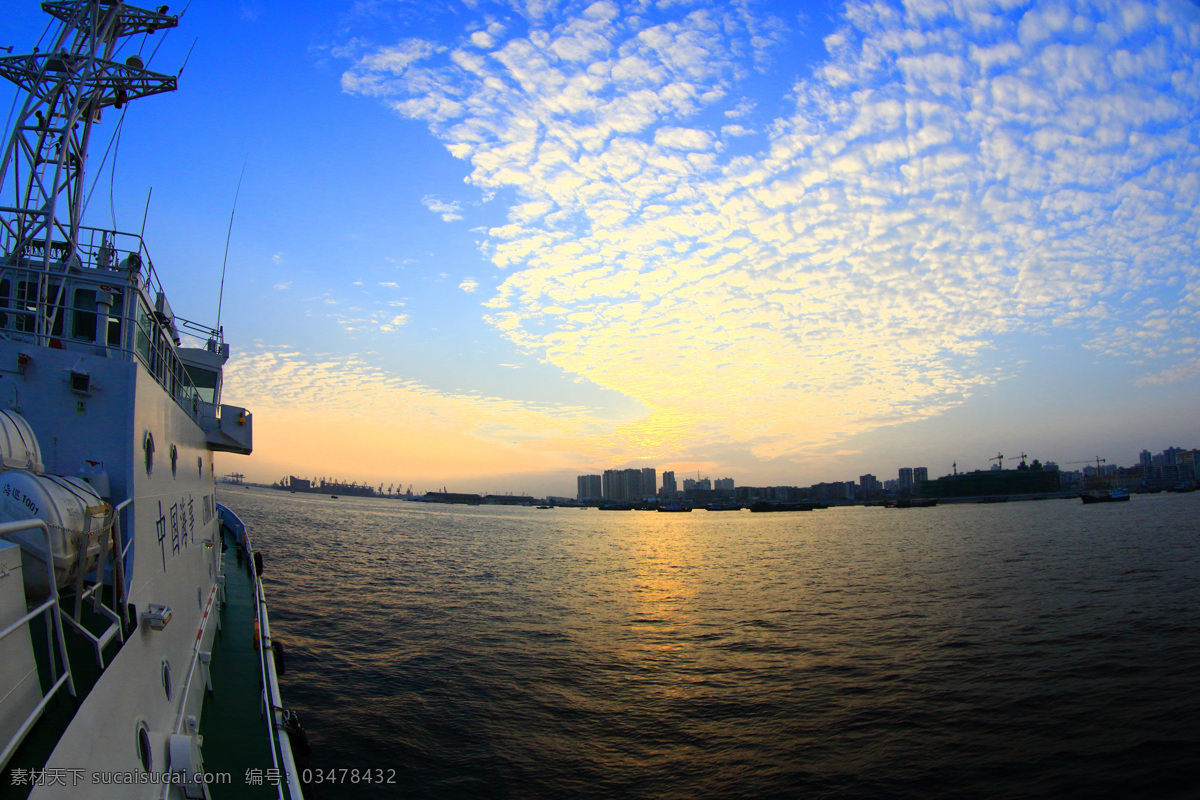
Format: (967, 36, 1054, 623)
(5, 0, 1200, 496)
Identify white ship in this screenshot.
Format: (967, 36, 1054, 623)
(0, 2, 304, 798)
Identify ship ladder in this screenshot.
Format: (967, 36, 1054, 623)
(57, 502, 128, 669)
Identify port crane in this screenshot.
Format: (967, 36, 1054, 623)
(1065, 457, 1112, 489)
(1066, 457, 1107, 472)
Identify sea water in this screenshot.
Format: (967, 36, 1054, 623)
(219, 489, 1200, 799)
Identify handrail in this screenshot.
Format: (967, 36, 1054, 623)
(61, 496, 134, 667)
(217, 503, 304, 800)
(0, 518, 76, 773)
(0, 223, 223, 422)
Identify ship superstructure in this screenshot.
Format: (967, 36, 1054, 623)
(0, 3, 300, 798)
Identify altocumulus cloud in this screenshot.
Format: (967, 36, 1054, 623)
(226, 347, 608, 446)
(342, 0, 1200, 462)
(422, 195, 463, 221)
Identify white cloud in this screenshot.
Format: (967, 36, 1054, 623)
(226, 346, 608, 445)
(459, 278, 480, 292)
(421, 195, 463, 221)
(654, 126, 714, 150)
(339, 0, 1200, 465)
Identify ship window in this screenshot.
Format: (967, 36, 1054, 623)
(136, 721, 153, 772)
(184, 365, 220, 404)
(14, 281, 37, 333)
(72, 288, 98, 340)
(33, 281, 66, 337)
(161, 659, 172, 700)
(170, 444, 178, 477)
(197, 456, 203, 478)
(144, 431, 155, 475)
(136, 305, 153, 364)
(51, 300, 65, 336)
(107, 304, 122, 345)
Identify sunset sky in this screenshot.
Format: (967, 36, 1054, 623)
(8, 0, 1199, 496)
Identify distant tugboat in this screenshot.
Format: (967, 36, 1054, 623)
(1080, 489, 1130, 504)
(750, 501, 826, 512)
(885, 498, 939, 508)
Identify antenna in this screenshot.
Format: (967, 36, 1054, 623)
(140, 187, 154, 239)
(178, 38, 198, 77)
(216, 157, 248, 333)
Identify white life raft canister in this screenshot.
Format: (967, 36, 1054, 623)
(0, 409, 43, 473)
(0, 471, 110, 598)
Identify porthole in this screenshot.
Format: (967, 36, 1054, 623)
(143, 431, 155, 475)
(170, 444, 178, 478)
(161, 659, 172, 700)
(136, 721, 153, 772)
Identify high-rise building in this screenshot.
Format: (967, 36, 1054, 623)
(662, 470, 677, 497)
(641, 468, 657, 500)
(914, 467, 928, 485)
(627, 468, 646, 501)
(577, 474, 602, 501)
(602, 467, 658, 501)
(714, 478, 734, 490)
(859, 474, 880, 494)
(898, 467, 914, 491)
(602, 469, 622, 500)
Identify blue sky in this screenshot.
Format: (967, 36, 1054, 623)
(6, 0, 1199, 495)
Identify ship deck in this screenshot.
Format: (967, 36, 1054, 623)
(199, 527, 287, 797)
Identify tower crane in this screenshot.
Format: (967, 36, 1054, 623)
(990, 452, 1004, 470)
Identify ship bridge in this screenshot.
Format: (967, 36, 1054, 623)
(0, 226, 251, 454)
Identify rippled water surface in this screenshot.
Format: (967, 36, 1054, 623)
(218, 490, 1200, 799)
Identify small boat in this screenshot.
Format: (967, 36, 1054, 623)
(1080, 489, 1131, 504)
(885, 498, 939, 508)
(657, 503, 692, 512)
(750, 501, 822, 512)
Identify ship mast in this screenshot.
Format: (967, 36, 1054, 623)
(0, 0, 177, 340)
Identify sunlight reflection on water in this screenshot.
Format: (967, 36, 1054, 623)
(220, 490, 1200, 800)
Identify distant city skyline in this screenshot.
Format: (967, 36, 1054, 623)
(250, 441, 1197, 499)
(10, 0, 1197, 495)
(566, 444, 1194, 503)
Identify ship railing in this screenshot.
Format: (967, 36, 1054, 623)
(58, 497, 132, 669)
(0, 518, 76, 774)
(217, 503, 305, 800)
(0, 224, 225, 425)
